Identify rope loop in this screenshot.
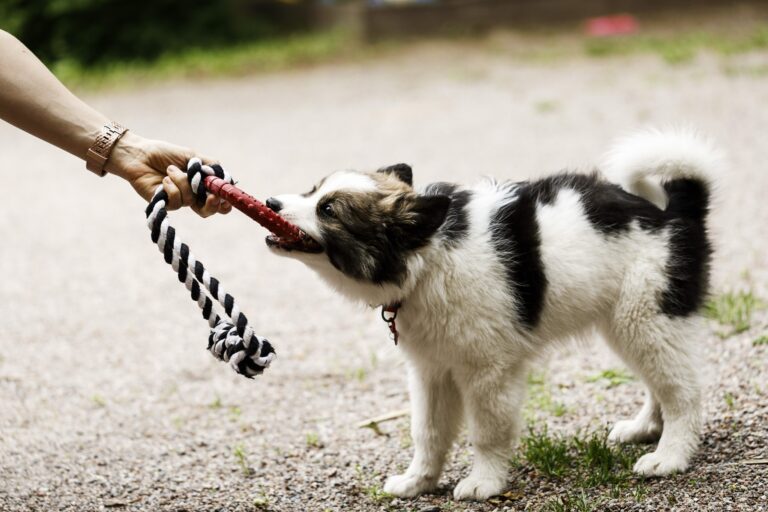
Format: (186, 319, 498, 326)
(145, 158, 276, 378)
(186, 158, 232, 204)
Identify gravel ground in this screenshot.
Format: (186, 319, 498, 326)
(1, 21, 768, 512)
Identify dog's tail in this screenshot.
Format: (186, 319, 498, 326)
(601, 128, 723, 215)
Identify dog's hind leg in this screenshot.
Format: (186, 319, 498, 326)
(452, 362, 527, 501)
(608, 389, 663, 444)
(384, 364, 463, 498)
(607, 293, 704, 477)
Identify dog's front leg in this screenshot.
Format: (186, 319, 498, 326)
(452, 364, 527, 501)
(384, 364, 462, 498)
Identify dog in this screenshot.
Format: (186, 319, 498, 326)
(264, 129, 720, 500)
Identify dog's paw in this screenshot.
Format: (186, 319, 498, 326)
(609, 419, 662, 444)
(383, 473, 436, 498)
(633, 451, 688, 477)
(452, 475, 506, 501)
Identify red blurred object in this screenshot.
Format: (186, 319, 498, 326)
(585, 14, 639, 37)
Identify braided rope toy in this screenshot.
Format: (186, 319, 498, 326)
(145, 158, 319, 378)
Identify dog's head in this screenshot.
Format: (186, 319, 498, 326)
(265, 164, 450, 303)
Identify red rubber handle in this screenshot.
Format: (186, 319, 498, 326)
(203, 175, 302, 242)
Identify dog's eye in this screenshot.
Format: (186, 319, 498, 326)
(319, 201, 335, 218)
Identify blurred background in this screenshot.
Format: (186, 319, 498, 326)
(3, 0, 768, 88)
(2, 1, 768, 511)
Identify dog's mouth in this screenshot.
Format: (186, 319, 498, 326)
(265, 232, 323, 253)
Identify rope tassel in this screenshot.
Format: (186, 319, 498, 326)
(145, 158, 275, 378)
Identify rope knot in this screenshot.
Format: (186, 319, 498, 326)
(186, 157, 233, 205)
(208, 322, 275, 379)
(145, 158, 276, 378)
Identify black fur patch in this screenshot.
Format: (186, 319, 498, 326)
(424, 182, 472, 245)
(658, 179, 712, 316)
(377, 164, 413, 186)
(519, 172, 711, 319)
(320, 191, 450, 285)
(491, 186, 548, 329)
(527, 172, 666, 234)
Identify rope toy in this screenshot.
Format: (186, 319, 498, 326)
(144, 158, 317, 378)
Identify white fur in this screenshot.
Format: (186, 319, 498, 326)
(270, 131, 717, 500)
(271, 171, 378, 241)
(601, 127, 724, 209)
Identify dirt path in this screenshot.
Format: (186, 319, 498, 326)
(1, 35, 767, 511)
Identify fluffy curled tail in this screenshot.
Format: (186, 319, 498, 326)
(601, 128, 723, 212)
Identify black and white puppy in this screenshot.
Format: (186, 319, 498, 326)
(265, 129, 720, 501)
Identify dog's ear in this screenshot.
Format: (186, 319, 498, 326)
(389, 194, 450, 249)
(377, 163, 413, 186)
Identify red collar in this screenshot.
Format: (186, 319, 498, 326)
(380, 302, 402, 345)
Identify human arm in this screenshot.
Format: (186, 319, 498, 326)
(0, 29, 229, 216)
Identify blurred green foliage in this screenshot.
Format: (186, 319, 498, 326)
(0, 0, 297, 67)
(585, 26, 768, 64)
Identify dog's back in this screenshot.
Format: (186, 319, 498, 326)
(411, 129, 718, 348)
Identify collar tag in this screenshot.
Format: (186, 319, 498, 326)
(380, 304, 401, 345)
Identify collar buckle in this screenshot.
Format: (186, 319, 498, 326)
(380, 303, 401, 345)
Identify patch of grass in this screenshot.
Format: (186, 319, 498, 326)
(209, 396, 222, 409)
(233, 444, 253, 476)
(705, 291, 765, 336)
(253, 492, 270, 510)
(520, 428, 645, 488)
(631, 480, 649, 502)
(753, 335, 768, 346)
(587, 369, 634, 389)
(522, 427, 573, 478)
(347, 367, 367, 382)
(723, 62, 768, 78)
(305, 431, 323, 448)
(541, 491, 603, 512)
(353, 464, 395, 505)
(526, 372, 569, 418)
(724, 391, 736, 410)
(364, 483, 394, 504)
(584, 25, 768, 64)
(54, 29, 354, 91)
(551, 402, 568, 418)
(572, 434, 632, 487)
(534, 100, 560, 113)
(229, 406, 242, 420)
(91, 394, 107, 407)
(440, 500, 461, 511)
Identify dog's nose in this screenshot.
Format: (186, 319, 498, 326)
(265, 197, 283, 213)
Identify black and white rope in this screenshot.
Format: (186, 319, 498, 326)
(145, 157, 275, 378)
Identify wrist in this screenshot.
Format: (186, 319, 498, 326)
(104, 130, 145, 180)
(84, 121, 129, 176)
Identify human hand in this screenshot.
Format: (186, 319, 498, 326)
(105, 132, 231, 217)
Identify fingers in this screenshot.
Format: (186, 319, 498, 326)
(167, 165, 195, 207)
(162, 176, 183, 211)
(218, 200, 232, 214)
(164, 159, 232, 218)
(194, 194, 221, 218)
